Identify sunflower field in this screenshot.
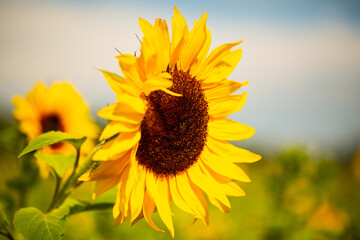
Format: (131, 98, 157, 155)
(1, 119, 359, 239)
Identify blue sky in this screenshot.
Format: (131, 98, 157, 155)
(1, 0, 359, 154)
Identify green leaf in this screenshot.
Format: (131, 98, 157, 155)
(50, 203, 71, 219)
(19, 131, 87, 158)
(14, 207, 66, 240)
(35, 151, 76, 177)
(68, 201, 113, 216)
(97, 68, 125, 80)
(54, 198, 113, 218)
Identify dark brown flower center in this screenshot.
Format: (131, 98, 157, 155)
(40, 114, 64, 149)
(136, 69, 209, 177)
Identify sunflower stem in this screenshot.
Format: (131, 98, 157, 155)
(73, 146, 81, 171)
(47, 169, 61, 212)
(47, 141, 104, 211)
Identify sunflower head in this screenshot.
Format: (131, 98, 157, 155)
(136, 69, 209, 177)
(13, 82, 99, 169)
(83, 6, 261, 238)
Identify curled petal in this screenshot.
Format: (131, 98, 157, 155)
(201, 147, 251, 182)
(205, 79, 249, 100)
(207, 135, 261, 163)
(178, 13, 209, 72)
(93, 131, 141, 161)
(143, 190, 164, 233)
(146, 173, 174, 237)
(208, 92, 247, 118)
(196, 41, 243, 81)
(208, 118, 255, 141)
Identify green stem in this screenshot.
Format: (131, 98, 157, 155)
(73, 145, 81, 171)
(47, 141, 104, 212)
(47, 170, 61, 212)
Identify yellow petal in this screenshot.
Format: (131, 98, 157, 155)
(169, 175, 196, 217)
(169, 36, 186, 70)
(113, 164, 131, 222)
(199, 159, 245, 197)
(143, 72, 172, 96)
(202, 49, 243, 84)
(207, 194, 230, 213)
(93, 177, 119, 199)
(143, 190, 164, 233)
(169, 6, 189, 68)
(193, 24, 211, 67)
(208, 92, 247, 118)
(117, 54, 144, 85)
(160, 88, 182, 97)
(78, 171, 91, 181)
(154, 18, 170, 72)
(99, 69, 141, 97)
(205, 79, 249, 100)
(178, 12, 209, 72)
(100, 120, 140, 141)
(93, 132, 140, 161)
(187, 163, 230, 208)
(119, 163, 134, 224)
(97, 103, 117, 119)
(175, 172, 208, 225)
(187, 175, 209, 225)
(208, 118, 255, 141)
(129, 164, 146, 224)
(89, 159, 128, 181)
(114, 94, 146, 114)
(13, 96, 37, 120)
(189, 23, 211, 76)
(92, 138, 126, 161)
(97, 102, 144, 125)
(146, 173, 174, 238)
(139, 18, 170, 76)
(196, 41, 243, 81)
(115, 147, 141, 222)
(200, 147, 251, 182)
(206, 135, 261, 163)
(129, 210, 144, 227)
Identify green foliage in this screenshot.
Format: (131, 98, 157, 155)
(97, 68, 125, 80)
(0, 120, 25, 154)
(55, 198, 113, 218)
(1, 116, 359, 240)
(68, 200, 113, 216)
(12, 199, 113, 240)
(0, 208, 10, 235)
(35, 151, 76, 177)
(14, 207, 66, 240)
(19, 131, 87, 158)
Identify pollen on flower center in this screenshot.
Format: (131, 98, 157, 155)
(136, 69, 209, 177)
(41, 114, 63, 133)
(41, 114, 64, 149)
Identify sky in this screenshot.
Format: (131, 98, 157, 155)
(0, 0, 359, 154)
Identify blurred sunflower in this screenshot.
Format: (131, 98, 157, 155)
(13, 82, 99, 176)
(308, 201, 348, 234)
(82, 6, 260, 237)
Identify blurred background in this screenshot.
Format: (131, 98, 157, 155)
(0, 0, 359, 239)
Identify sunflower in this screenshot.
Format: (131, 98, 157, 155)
(13, 82, 99, 175)
(82, 6, 260, 237)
